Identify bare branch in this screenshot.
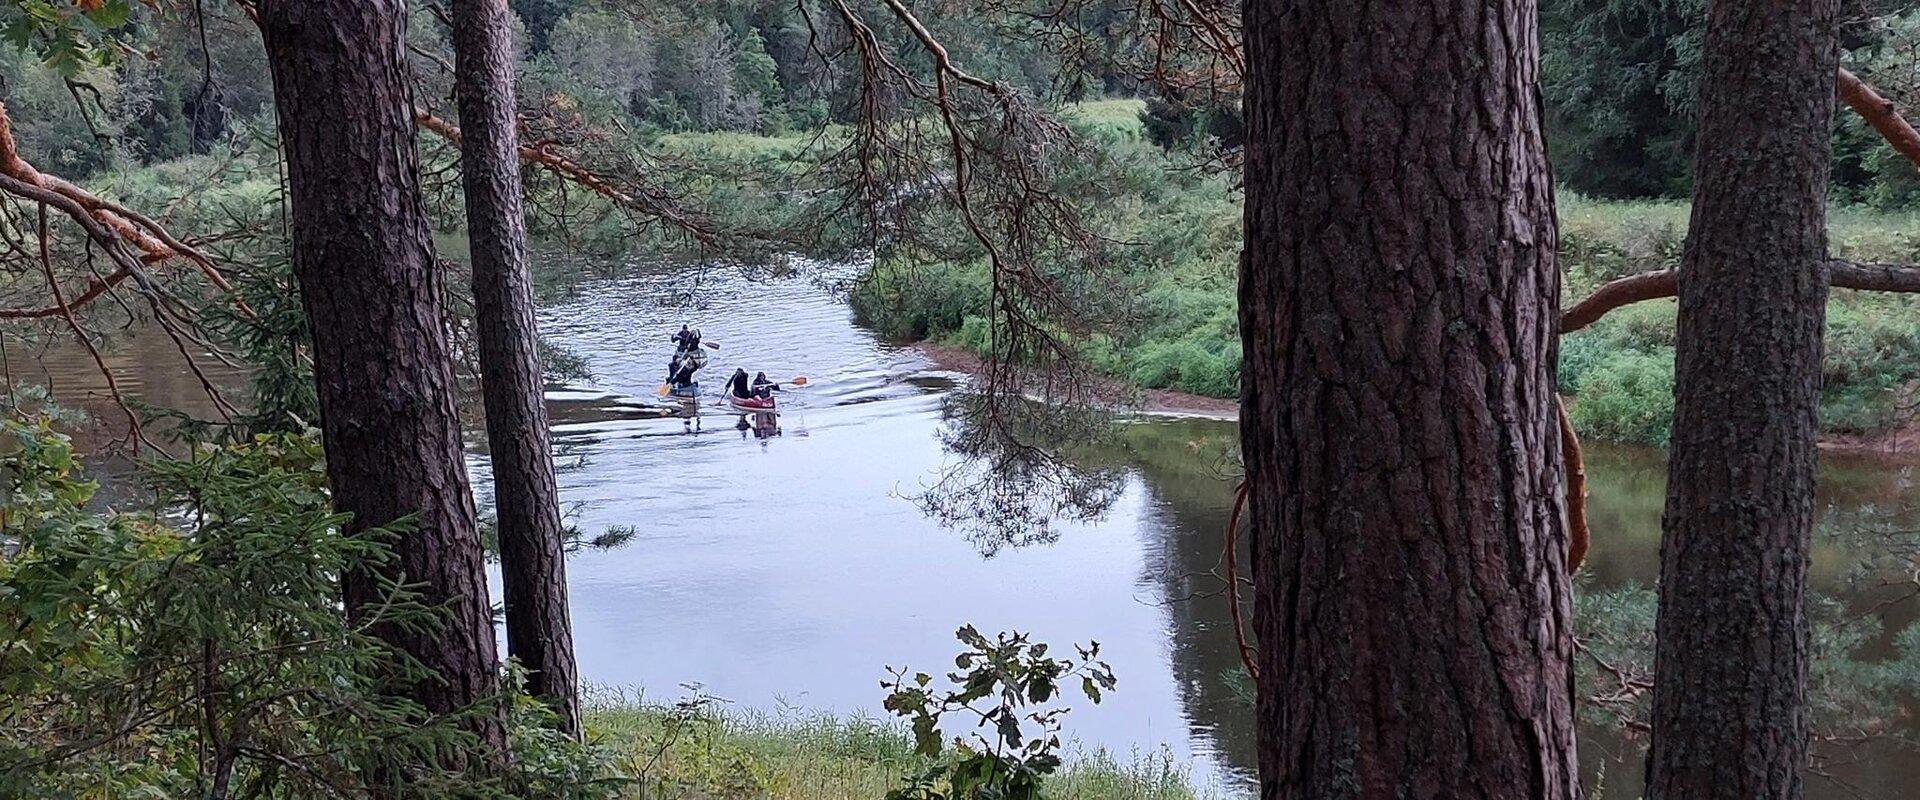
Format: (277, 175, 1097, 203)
(1562, 259, 1920, 335)
(1838, 67, 1920, 173)
(1559, 396, 1589, 572)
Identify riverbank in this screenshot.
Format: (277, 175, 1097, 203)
(924, 338, 1920, 459)
(917, 342, 1238, 420)
(842, 102, 1920, 448)
(582, 704, 1204, 800)
(1818, 418, 1920, 459)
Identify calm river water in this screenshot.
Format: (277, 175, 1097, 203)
(16, 256, 1920, 798)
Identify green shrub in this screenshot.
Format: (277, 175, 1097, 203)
(1558, 332, 1609, 394)
(1129, 338, 1239, 398)
(0, 413, 614, 798)
(881, 627, 1118, 800)
(1568, 349, 1676, 446)
(851, 261, 991, 342)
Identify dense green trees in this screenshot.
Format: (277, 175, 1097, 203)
(6, 0, 1914, 208)
(1540, 0, 1703, 198)
(1542, 0, 1918, 203)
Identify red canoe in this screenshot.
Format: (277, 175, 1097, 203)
(728, 395, 776, 412)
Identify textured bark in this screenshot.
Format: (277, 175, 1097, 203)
(255, 0, 506, 754)
(1239, 0, 1578, 797)
(450, 0, 581, 736)
(1644, 0, 1837, 797)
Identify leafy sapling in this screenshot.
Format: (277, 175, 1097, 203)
(881, 625, 1117, 800)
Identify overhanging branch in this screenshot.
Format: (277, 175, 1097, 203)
(1562, 259, 1920, 334)
(413, 109, 719, 246)
(1838, 67, 1920, 173)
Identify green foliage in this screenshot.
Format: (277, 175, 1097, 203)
(1820, 297, 1920, 433)
(1558, 198, 1920, 443)
(1567, 348, 1677, 446)
(0, 412, 615, 798)
(1126, 338, 1238, 399)
(1540, 0, 1703, 198)
(1, 0, 137, 77)
(1558, 197, 1689, 293)
(851, 104, 1245, 399)
(734, 29, 785, 133)
(853, 259, 992, 342)
(881, 627, 1117, 800)
(1542, 1, 1917, 204)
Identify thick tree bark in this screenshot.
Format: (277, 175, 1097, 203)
(255, 0, 506, 755)
(1239, 0, 1579, 797)
(1644, 0, 1837, 797)
(450, 0, 581, 735)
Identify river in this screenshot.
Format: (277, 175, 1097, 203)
(15, 255, 1920, 798)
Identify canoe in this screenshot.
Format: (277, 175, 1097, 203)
(728, 395, 777, 412)
(667, 383, 700, 398)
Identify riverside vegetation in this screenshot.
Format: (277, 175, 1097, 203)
(0, 395, 1197, 799)
(850, 100, 1920, 448)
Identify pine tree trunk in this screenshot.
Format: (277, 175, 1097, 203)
(450, 0, 581, 735)
(256, 0, 506, 755)
(1644, 0, 1837, 797)
(1239, 0, 1580, 796)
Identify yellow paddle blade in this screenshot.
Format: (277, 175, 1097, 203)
(788, 376, 808, 386)
(656, 383, 671, 396)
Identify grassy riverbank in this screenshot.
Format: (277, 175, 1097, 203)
(582, 704, 1202, 800)
(843, 100, 1920, 446)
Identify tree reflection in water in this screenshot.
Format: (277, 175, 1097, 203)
(917, 392, 1128, 555)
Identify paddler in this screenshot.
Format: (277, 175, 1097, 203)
(751, 372, 782, 399)
(670, 325, 701, 354)
(726, 368, 753, 399)
(668, 356, 700, 390)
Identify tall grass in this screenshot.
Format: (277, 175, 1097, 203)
(583, 702, 1201, 800)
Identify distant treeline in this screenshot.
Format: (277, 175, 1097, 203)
(2, 0, 1916, 205)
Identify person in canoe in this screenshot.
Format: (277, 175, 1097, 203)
(726, 368, 778, 410)
(670, 325, 702, 354)
(751, 372, 782, 399)
(667, 355, 701, 393)
(666, 326, 708, 382)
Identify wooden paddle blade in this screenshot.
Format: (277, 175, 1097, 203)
(788, 376, 808, 386)
(656, 383, 671, 396)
